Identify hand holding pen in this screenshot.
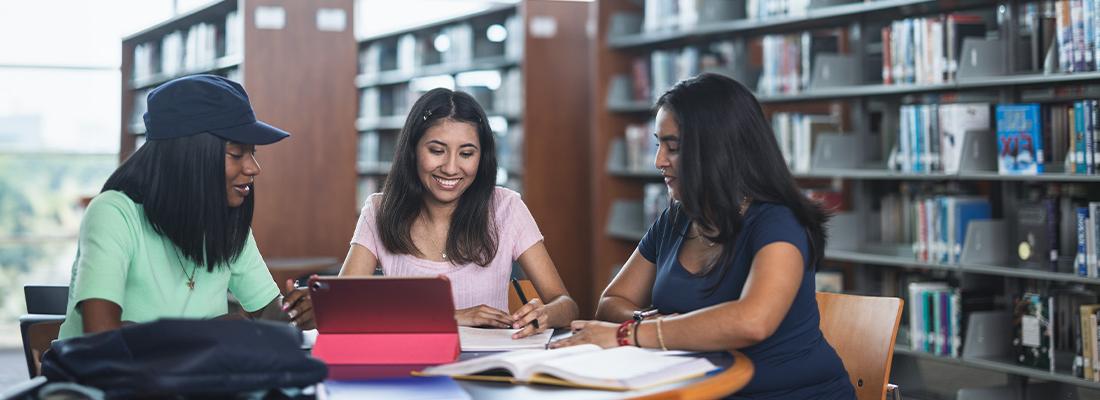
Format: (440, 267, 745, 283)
(511, 277, 548, 339)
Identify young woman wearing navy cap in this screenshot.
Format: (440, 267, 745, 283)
(58, 74, 313, 339)
(550, 73, 855, 399)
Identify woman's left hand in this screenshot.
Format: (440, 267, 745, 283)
(511, 298, 549, 339)
(282, 279, 316, 330)
(548, 320, 620, 349)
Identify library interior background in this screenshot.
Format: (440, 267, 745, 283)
(6, 0, 1100, 398)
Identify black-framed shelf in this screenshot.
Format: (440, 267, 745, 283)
(607, 0, 993, 50)
(893, 346, 1100, 390)
(607, 165, 1100, 182)
(608, 71, 1100, 110)
(824, 248, 1100, 286)
(130, 55, 242, 90)
(355, 55, 520, 88)
(599, 223, 1100, 286)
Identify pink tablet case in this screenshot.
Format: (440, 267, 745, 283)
(309, 276, 460, 379)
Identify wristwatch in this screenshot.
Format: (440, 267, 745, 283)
(633, 308, 659, 322)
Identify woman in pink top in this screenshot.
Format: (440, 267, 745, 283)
(340, 88, 578, 339)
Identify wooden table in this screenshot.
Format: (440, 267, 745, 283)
(318, 350, 754, 400)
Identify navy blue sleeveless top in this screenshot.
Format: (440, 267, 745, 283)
(638, 202, 855, 400)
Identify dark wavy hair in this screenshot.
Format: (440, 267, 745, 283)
(656, 73, 830, 287)
(377, 88, 499, 266)
(102, 133, 252, 272)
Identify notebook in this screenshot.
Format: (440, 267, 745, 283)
(417, 344, 719, 391)
(458, 327, 553, 351)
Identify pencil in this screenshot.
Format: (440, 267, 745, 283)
(511, 277, 539, 329)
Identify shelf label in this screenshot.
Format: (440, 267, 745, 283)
(255, 6, 286, 30)
(316, 8, 346, 32)
(530, 16, 557, 38)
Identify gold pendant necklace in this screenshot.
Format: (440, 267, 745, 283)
(169, 244, 198, 291)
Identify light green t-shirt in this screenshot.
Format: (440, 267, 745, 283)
(58, 190, 280, 340)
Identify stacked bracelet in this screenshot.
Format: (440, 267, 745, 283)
(616, 320, 636, 347)
(633, 320, 642, 347)
(656, 317, 668, 351)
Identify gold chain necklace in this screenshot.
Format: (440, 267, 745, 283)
(423, 224, 448, 261)
(169, 244, 198, 291)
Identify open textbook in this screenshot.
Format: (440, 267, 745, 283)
(458, 327, 553, 351)
(417, 344, 719, 391)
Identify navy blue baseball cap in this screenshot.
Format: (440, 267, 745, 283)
(143, 74, 290, 144)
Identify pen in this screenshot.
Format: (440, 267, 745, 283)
(511, 277, 539, 329)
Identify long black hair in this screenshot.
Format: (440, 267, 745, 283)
(656, 73, 830, 284)
(377, 88, 499, 266)
(102, 133, 252, 272)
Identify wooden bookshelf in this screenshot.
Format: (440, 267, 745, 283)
(120, 0, 358, 267)
(593, 0, 1100, 396)
(355, 0, 593, 316)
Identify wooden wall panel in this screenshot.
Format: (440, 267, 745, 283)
(242, 0, 358, 261)
(522, 0, 594, 318)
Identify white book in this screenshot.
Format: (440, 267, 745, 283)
(419, 344, 718, 391)
(458, 327, 553, 352)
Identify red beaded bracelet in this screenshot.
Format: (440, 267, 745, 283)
(616, 320, 635, 347)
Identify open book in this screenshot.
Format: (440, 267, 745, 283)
(417, 344, 719, 391)
(458, 326, 553, 351)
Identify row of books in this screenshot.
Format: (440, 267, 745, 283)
(1052, 0, 1100, 73)
(770, 112, 841, 172)
(641, 0, 743, 32)
(887, 101, 1100, 176)
(905, 282, 994, 357)
(892, 103, 990, 174)
(132, 11, 240, 81)
(904, 279, 1100, 377)
(639, 0, 866, 33)
(358, 70, 522, 126)
(359, 13, 523, 80)
(625, 41, 743, 104)
(911, 196, 991, 264)
(997, 101, 1100, 175)
(623, 121, 658, 172)
(757, 29, 843, 95)
(880, 14, 987, 85)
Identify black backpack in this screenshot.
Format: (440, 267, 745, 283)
(41, 319, 327, 398)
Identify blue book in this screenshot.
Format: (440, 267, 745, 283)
(952, 198, 992, 264)
(1076, 101, 1088, 174)
(996, 104, 1043, 175)
(1078, 207, 1089, 276)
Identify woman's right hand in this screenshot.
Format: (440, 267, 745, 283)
(454, 304, 515, 328)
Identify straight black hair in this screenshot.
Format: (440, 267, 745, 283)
(377, 88, 499, 266)
(656, 73, 830, 290)
(102, 133, 252, 272)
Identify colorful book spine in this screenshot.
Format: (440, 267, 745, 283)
(996, 104, 1044, 175)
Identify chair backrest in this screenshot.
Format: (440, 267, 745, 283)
(507, 279, 538, 314)
(816, 291, 904, 400)
(22, 285, 68, 378)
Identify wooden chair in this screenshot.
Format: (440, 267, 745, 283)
(507, 279, 538, 314)
(816, 292, 904, 400)
(21, 285, 68, 378)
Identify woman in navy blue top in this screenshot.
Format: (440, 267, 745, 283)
(550, 73, 855, 399)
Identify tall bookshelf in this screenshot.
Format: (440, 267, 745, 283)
(354, 1, 594, 315)
(120, 0, 358, 265)
(593, 0, 1100, 398)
